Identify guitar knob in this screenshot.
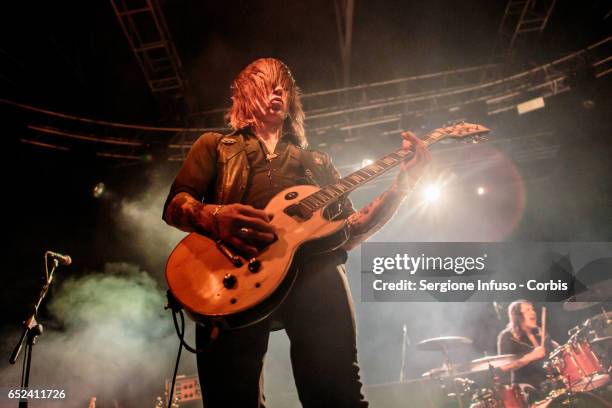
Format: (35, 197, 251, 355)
(248, 258, 261, 273)
(223, 274, 237, 289)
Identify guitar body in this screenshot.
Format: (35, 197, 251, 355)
(165, 184, 348, 329)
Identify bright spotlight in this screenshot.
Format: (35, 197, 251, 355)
(93, 182, 106, 198)
(477, 186, 486, 196)
(424, 185, 441, 202)
(362, 158, 374, 167)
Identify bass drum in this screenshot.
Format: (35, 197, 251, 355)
(531, 391, 612, 408)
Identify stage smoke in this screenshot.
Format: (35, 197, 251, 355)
(0, 262, 194, 407)
(117, 170, 186, 278)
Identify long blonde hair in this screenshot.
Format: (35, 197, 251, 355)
(226, 58, 307, 148)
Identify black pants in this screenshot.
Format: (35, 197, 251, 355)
(195, 256, 368, 408)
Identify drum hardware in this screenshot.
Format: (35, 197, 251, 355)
(468, 368, 527, 408)
(587, 309, 612, 339)
(590, 336, 612, 348)
(539, 372, 567, 399)
(417, 336, 475, 408)
(420, 348, 529, 408)
(530, 390, 612, 408)
(421, 363, 461, 379)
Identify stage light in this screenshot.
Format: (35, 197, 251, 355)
(92, 182, 106, 198)
(362, 159, 374, 167)
(517, 97, 545, 115)
(477, 186, 486, 196)
(582, 100, 595, 110)
(424, 185, 441, 202)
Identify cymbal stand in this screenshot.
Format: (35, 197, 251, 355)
(399, 324, 409, 382)
(440, 345, 465, 408)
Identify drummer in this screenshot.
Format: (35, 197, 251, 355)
(497, 300, 559, 399)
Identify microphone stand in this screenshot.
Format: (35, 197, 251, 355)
(9, 253, 62, 408)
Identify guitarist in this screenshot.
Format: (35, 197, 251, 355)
(162, 58, 430, 408)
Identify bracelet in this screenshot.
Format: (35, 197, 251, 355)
(212, 204, 224, 217)
(211, 204, 223, 237)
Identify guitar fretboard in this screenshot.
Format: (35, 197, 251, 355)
(298, 132, 438, 212)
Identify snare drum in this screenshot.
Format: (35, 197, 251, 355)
(548, 338, 610, 391)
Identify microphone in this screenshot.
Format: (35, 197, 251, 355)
(47, 251, 72, 266)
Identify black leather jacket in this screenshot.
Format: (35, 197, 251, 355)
(163, 128, 354, 214)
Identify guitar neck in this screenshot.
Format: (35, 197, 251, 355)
(298, 131, 439, 212)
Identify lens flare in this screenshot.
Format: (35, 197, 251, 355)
(424, 185, 441, 202)
(362, 158, 374, 167)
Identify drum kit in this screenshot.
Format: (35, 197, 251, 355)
(416, 283, 611, 408)
(418, 337, 531, 408)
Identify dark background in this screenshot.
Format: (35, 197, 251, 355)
(1, 1, 611, 407)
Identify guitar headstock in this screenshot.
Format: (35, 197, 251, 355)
(430, 121, 490, 143)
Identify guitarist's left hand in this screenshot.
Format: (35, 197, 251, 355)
(344, 130, 431, 250)
(396, 130, 431, 191)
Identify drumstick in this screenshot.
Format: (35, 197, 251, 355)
(540, 306, 547, 347)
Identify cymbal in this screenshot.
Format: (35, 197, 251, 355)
(460, 354, 519, 373)
(416, 336, 473, 352)
(564, 279, 612, 311)
(421, 364, 460, 379)
(563, 301, 601, 312)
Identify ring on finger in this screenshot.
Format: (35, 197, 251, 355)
(238, 227, 250, 238)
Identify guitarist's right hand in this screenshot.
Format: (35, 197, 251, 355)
(211, 204, 276, 257)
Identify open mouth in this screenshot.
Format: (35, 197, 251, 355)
(269, 99, 283, 110)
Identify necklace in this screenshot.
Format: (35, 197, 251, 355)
(256, 135, 278, 161)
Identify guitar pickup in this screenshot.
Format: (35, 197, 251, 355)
(284, 203, 312, 220)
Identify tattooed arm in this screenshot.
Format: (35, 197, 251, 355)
(164, 192, 276, 257)
(343, 182, 415, 251)
(343, 131, 430, 251)
(163, 192, 217, 234)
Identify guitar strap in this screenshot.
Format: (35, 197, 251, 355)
(296, 147, 336, 187)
